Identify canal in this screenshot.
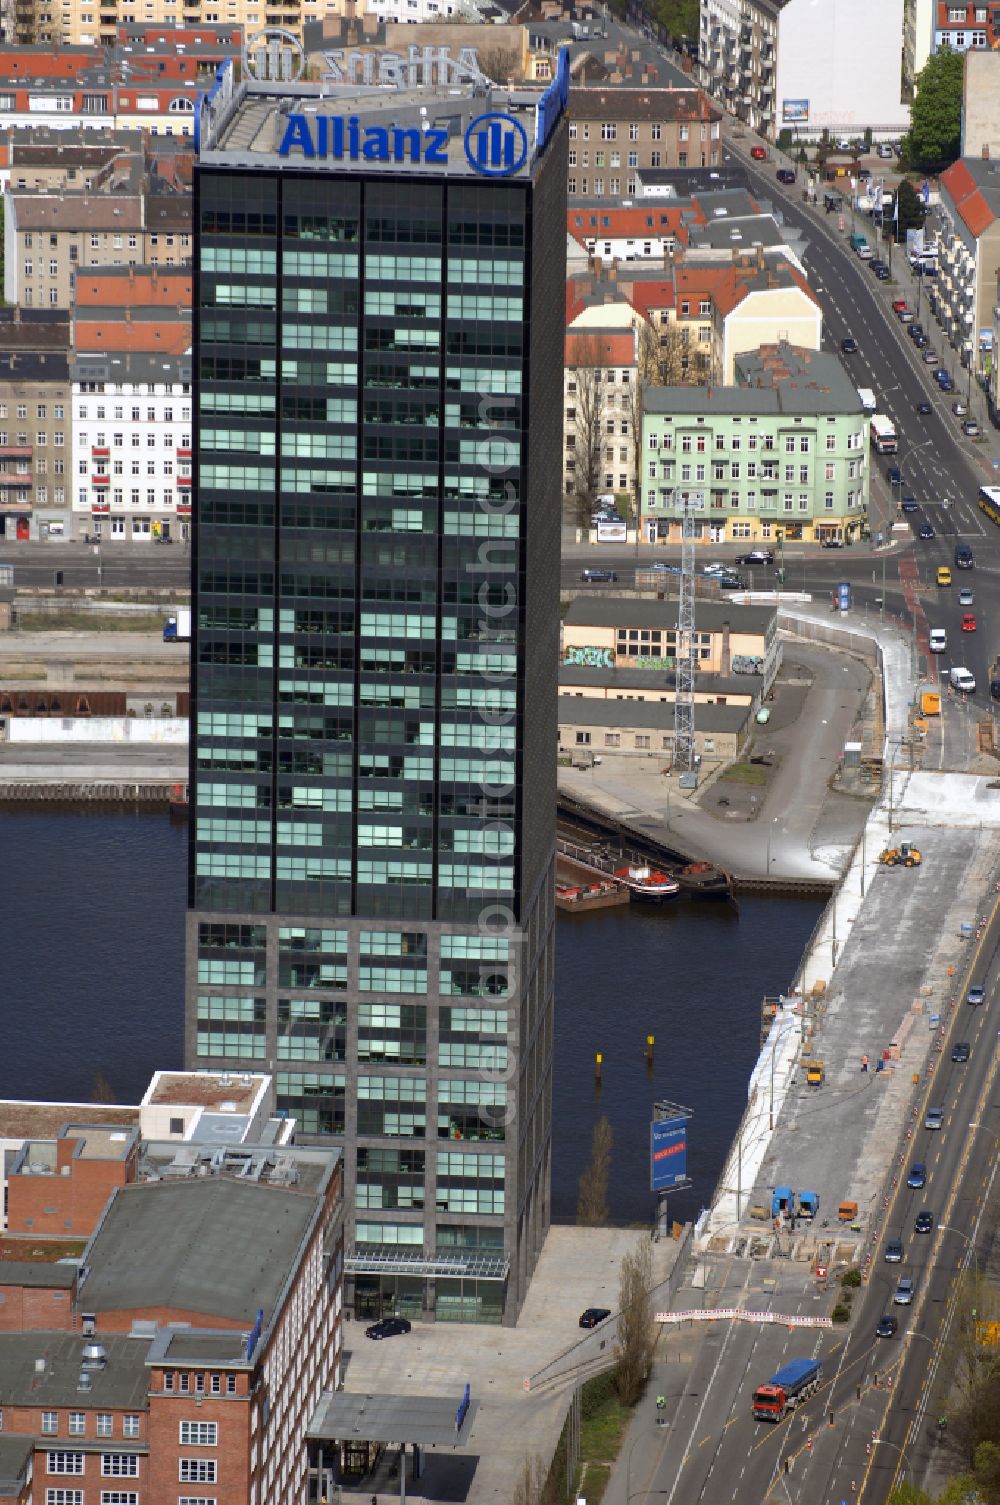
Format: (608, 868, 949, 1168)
(0, 810, 822, 1225)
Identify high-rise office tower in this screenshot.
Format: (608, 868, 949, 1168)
(185, 57, 568, 1323)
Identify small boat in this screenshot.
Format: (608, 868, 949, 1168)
(613, 864, 680, 902)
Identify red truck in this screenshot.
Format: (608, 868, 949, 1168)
(752, 1358, 823, 1421)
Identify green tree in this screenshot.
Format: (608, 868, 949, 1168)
(885, 1486, 932, 1505)
(894, 179, 926, 239)
(652, 0, 699, 43)
(901, 45, 964, 171)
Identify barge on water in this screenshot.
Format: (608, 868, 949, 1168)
(557, 791, 733, 900)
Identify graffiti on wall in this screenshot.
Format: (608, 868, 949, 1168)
(565, 646, 615, 669)
(731, 654, 764, 676)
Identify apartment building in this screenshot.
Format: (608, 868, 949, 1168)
(0, 47, 211, 130)
(641, 341, 869, 545)
(700, 0, 910, 140)
(18, 0, 296, 48)
(564, 325, 639, 506)
(933, 156, 1000, 382)
(71, 348, 192, 542)
(566, 86, 722, 199)
(0, 309, 72, 543)
(933, 0, 1000, 51)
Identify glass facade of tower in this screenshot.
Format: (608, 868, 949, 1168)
(185, 87, 566, 1323)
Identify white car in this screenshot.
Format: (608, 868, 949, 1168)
(959, 588, 974, 606)
(928, 628, 947, 653)
(950, 667, 976, 694)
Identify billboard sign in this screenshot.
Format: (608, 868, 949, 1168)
(650, 1116, 687, 1192)
(835, 581, 851, 612)
(596, 519, 627, 543)
(782, 99, 809, 122)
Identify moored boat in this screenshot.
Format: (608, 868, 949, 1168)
(613, 864, 680, 902)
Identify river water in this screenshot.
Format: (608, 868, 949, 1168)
(0, 811, 821, 1225)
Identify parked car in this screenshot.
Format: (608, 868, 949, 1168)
(924, 1106, 944, 1130)
(914, 334, 928, 348)
(933, 368, 950, 384)
(841, 336, 859, 353)
(365, 1316, 412, 1340)
(922, 351, 939, 365)
(579, 1307, 612, 1329)
(580, 569, 618, 583)
(940, 377, 955, 392)
(716, 573, 747, 590)
(952, 399, 968, 417)
(874, 264, 890, 280)
(751, 145, 767, 160)
(967, 984, 986, 1006)
(992, 680, 1000, 702)
(909, 324, 924, 339)
(776, 168, 796, 184)
(962, 419, 980, 437)
(877, 144, 895, 159)
(892, 299, 909, 313)
(915, 1211, 934, 1234)
(907, 1162, 927, 1188)
(951, 1041, 971, 1063)
(884, 1238, 904, 1263)
(876, 1314, 899, 1338)
(894, 1277, 915, 1306)
(858, 167, 872, 180)
(899, 309, 915, 324)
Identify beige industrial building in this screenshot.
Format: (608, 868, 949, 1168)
(562, 596, 780, 687)
(558, 694, 753, 762)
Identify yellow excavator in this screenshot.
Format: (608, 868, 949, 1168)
(879, 842, 922, 868)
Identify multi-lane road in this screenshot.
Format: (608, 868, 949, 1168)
(620, 901, 1000, 1505)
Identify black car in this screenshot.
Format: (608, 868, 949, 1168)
(919, 523, 934, 539)
(917, 401, 932, 415)
(951, 1041, 971, 1062)
(858, 167, 872, 180)
(915, 1211, 934, 1235)
(365, 1316, 412, 1340)
(991, 678, 1000, 702)
(885, 1238, 904, 1263)
(579, 1307, 612, 1329)
(841, 337, 859, 354)
(914, 335, 928, 349)
(776, 168, 796, 184)
(735, 549, 774, 565)
(580, 569, 618, 583)
(716, 573, 747, 590)
(901, 497, 919, 512)
(887, 466, 902, 485)
(875, 265, 890, 279)
(876, 1314, 899, 1338)
(909, 324, 924, 339)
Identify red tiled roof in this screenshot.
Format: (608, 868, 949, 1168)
(567, 203, 693, 245)
(958, 189, 997, 238)
(941, 158, 978, 202)
(565, 330, 636, 366)
(627, 279, 675, 317)
(75, 321, 191, 355)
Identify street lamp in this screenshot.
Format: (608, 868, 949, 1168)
(766, 815, 779, 874)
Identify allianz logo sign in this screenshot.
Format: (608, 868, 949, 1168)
(277, 111, 528, 177)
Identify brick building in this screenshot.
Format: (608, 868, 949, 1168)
(0, 1071, 344, 1505)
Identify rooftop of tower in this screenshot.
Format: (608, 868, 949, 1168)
(196, 52, 569, 181)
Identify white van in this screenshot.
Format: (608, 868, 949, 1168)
(950, 667, 975, 694)
(929, 628, 947, 653)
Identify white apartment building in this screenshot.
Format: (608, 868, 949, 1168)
(71, 350, 192, 542)
(700, 0, 911, 140)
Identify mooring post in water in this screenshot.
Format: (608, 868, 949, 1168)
(645, 1035, 655, 1068)
(595, 1052, 603, 1085)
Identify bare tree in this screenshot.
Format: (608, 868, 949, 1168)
(576, 1114, 613, 1226)
(566, 332, 606, 521)
(627, 318, 666, 535)
(615, 1239, 654, 1405)
(477, 44, 521, 84)
(92, 1071, 117, 1104)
